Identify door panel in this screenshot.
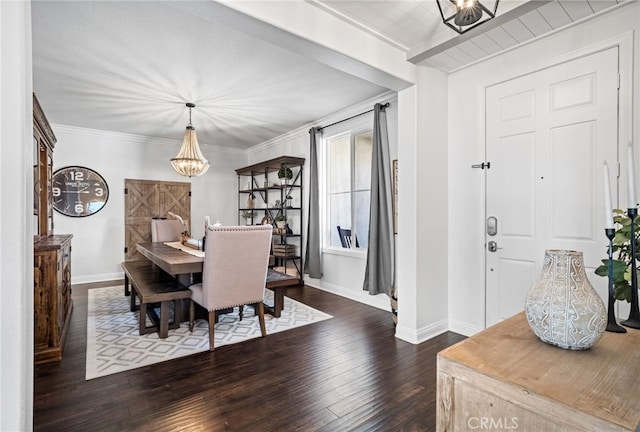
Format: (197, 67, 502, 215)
(550, 122, 596, 240)
(486, 47, 619, 327)
(500, 133, 536, 237)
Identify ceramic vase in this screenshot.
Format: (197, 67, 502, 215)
(524, 249, 606, 350)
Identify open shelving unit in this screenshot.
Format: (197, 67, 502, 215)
(235, 156, 305, 283)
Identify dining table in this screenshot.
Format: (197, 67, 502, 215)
(136, 242, 300, 318)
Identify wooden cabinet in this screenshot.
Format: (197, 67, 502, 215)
(33, 94, 74, 364)
(437, 313, 640, 432)
(33, 94, 56, 240)
(34, 235, 73, 364)
(235, 156, 305, 282)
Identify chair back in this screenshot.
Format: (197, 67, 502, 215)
(201, 225, 273, 310)
(151, 219, 185, 242)
(337, 225, 359, 248)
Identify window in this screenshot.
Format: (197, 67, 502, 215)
(327, 129, 372, 249)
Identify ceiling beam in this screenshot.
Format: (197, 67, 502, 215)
(407, 0, 552, 65)
(205, 0, 416, 90)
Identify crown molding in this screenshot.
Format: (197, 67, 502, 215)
(248, 90, 397, 155)
(51, 124, 247, 156)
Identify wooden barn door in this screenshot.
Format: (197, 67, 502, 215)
(124, 179, 191, 261)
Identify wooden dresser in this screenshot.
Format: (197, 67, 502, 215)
(437, 313, 640, 432)
(33, 94, 73, 364)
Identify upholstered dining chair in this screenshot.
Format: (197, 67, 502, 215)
(188, 225, 273, 351)
(151, 218, 185, 242)
(337, 225, 359, 248)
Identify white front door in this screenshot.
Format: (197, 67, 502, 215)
(485, 47, 619, 327)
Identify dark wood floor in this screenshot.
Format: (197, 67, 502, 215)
(34, 281, 465, 432)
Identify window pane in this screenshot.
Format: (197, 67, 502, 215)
(329, 135, 351, 193)
(330, 192, 351, 247)
(354, 190, 370, 248)
(354, 131, 372, 191)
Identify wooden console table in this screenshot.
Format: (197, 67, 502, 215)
(437, 313, 640, 432)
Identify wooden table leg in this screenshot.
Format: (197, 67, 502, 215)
(130, 286, 138, 312)
(174, 299, 182, 325)
(159, 301, 169, 338)
(124, 274, 130, 296)
(272, 287, 285, 318)
(139, 302, 147, 335)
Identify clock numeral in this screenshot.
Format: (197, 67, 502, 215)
(95, 188, 104, 197)
(75, 203, 84, 214)
(53, 187, 61, 197)
(70, 171, 84, 181)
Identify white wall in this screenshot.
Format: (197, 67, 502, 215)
(395, 67, 450, 344)
(447, 2, 640, 336)
(51, 125, 247, 283)
(0, 1, 33, 430)
(248, 92, 398, 311)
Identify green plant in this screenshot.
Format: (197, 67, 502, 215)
(277, 167, 293, 180)
(241, 210, 255, 219)
(274, 214, 286, 222)
(595, 209, 636, 302)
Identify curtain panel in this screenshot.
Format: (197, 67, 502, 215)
(304, 127, 322, 278)
(363, 103, 395, 297)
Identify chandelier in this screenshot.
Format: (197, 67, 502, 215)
(170, 102, 210, 177)
(436, 0, 499, 34)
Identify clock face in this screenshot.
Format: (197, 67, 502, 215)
(52, 166, 109, 217)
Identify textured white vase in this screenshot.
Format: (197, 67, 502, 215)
(524, 249, 607, 350)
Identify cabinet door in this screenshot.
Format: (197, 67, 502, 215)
(36, 142, 49, 237)
(34, 252, 57, 350)
(47, 152, 54, 234)
(59, 244, 71, 327)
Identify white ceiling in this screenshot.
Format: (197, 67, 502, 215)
(32, 0, 626, 150)
(32, 1, 389, 150)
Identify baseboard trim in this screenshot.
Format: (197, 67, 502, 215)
(448, 319, 483, 337)
(304, 277, 390, 311)
(72, 272, 123, 285)
(395, 319, 449, 345)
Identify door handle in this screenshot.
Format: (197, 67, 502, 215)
(488, 241, 502, 253)
(487, 216, 498, 236)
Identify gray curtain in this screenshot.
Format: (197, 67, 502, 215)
(363, 103, 394, 297)
(304, 127, 322, 278)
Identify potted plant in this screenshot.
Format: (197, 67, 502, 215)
(277, 167, 293, 184)
(274, 214, 287, 228)
(595, 209, 636, 302)
(241, 210, 255, 225)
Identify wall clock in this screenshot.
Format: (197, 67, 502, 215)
(52, 166, 109, 217)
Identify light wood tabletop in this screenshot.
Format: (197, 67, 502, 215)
(437, 312, 640, 431)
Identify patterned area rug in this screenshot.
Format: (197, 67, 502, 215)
(86, 286, 332, 380)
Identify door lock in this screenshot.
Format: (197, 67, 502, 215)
(488, 241, 502, 253)
(487, 216, 498, 236)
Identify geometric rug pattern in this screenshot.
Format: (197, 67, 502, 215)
(86, 285, 332, 380)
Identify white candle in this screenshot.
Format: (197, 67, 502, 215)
(628, 142, 637, 208)
(603, 161, 614, 229)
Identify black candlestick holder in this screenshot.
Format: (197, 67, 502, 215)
(621, 207, 640, 329)
(605, 228, 626, 333)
